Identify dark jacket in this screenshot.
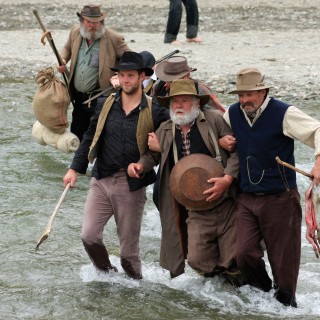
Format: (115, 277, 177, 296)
(70, 90, 169, 191)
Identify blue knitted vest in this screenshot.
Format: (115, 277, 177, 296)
(229, 98, 297, 193)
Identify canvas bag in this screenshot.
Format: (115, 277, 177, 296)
(32, 67, 70, 133)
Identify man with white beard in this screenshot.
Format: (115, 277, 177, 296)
(127, 79, 243, 286)
(57, 4, 130, 141)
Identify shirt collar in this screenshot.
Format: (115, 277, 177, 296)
(115, 89, 148, 110)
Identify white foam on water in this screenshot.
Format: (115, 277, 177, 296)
(79, 253, 320, 318)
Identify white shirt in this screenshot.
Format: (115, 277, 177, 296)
(223, 95, 320, 158)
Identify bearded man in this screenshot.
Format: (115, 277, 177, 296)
(127, 79, 243, 286)
(57, 4, 130, 141)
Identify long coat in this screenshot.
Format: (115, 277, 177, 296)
(139, 109, 239, 276)
(60, 24, 130, 91)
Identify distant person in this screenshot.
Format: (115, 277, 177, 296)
(224, 67, 320, 307)
(57, 4, 130, 141)
(164, 0, 202, 45)
(63, 52, 169, 279)
(139, 51, 157, 95)
(128, 79, 241, 285)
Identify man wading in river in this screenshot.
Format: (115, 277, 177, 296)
(223, 67, 320, 307)
(63, 52, 169, 279)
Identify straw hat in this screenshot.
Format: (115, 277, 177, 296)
(228, 67, 273, 94)
(169, 154, 224, 210)
(156, 79, 210, 108)
(77, 5, 107, 23)
(155, 56, 197, 82)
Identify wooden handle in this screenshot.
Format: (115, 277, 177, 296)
(275, 156, 313, 179)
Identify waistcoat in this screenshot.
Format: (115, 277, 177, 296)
(88, 93, 153, 163)
(229, 98, 297, 193)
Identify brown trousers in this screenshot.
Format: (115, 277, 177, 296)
(81, 171, 146, 279)
(236, 189, 302, 307)
(186, 198, 236, 274)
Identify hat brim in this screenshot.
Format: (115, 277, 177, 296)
(157, 93, 210, 108)
(155, 60, 197, 82)
(228, 84, 273, 94)
(77, 12, 107, 22)
(169, 154, 224, 210)
(110, 65, 154, 77)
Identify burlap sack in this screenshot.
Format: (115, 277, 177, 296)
(32, 67, 70, 133)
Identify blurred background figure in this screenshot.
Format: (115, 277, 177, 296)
(164, 0, 203, 44)
(140, 51, 157, 95)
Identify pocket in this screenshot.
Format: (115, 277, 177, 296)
(89, 51, 99, 68)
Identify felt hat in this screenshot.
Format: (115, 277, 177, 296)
(228, 67, 273, 94)
(139, 51, 156, 69)
(156, 79, 210, 108)
(77, 5, 107, 22)
(110, 51, 154, 76)
(155, 56, 197, 82)
(169, 154, 224, 210)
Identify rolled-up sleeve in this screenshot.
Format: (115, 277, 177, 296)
(283, 106, 320, 158)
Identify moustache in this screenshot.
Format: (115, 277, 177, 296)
(242, 102, 255, 107)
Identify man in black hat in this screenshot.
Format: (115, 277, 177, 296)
(63, 51, 169, 279)
(139, 51, 157, 95)
(57, 4, 130, 141)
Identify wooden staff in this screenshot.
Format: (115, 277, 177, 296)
(275, 156, 314, 179)
(35, 183, 71, 251)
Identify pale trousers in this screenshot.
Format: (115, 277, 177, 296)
(81, 171, 146, 278)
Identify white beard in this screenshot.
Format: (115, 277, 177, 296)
(170, 105, 200, 126)
(80, 23, 104, 40)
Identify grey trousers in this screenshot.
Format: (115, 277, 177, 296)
(81, 171, 146, 279)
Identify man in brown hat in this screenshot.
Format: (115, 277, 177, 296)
(224, 67, 320, 307)
(152, 56, 224, 112)
(57, 4, 130, 141)
(150, 55, 227, 210)
(127, 79, 242, 285)
(63, 51, 169, 280)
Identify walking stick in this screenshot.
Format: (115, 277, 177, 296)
(275, 156, 314, 179)
(32, 10, 75, 107)
(35, 183, 71, 251)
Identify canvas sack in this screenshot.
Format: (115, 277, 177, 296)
(32, 67, 70, 133)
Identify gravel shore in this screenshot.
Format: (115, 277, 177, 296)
(1, 0, 319, 106)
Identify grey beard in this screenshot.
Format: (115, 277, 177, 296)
(245, 111, 256, 120)
(80, 23, 104, 40)
(170, 106, 200, 126)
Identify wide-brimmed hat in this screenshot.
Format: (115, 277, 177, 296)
(169, 154, 224, 210)
(77, 5, 107, 23)
(155, 56, 197, 82)
(110, 52, 154, 76)
(228, 67, 273, 94)
(157, 79, 210, 108)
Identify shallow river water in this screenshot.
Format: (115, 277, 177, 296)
(1, 1, 320, 319)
